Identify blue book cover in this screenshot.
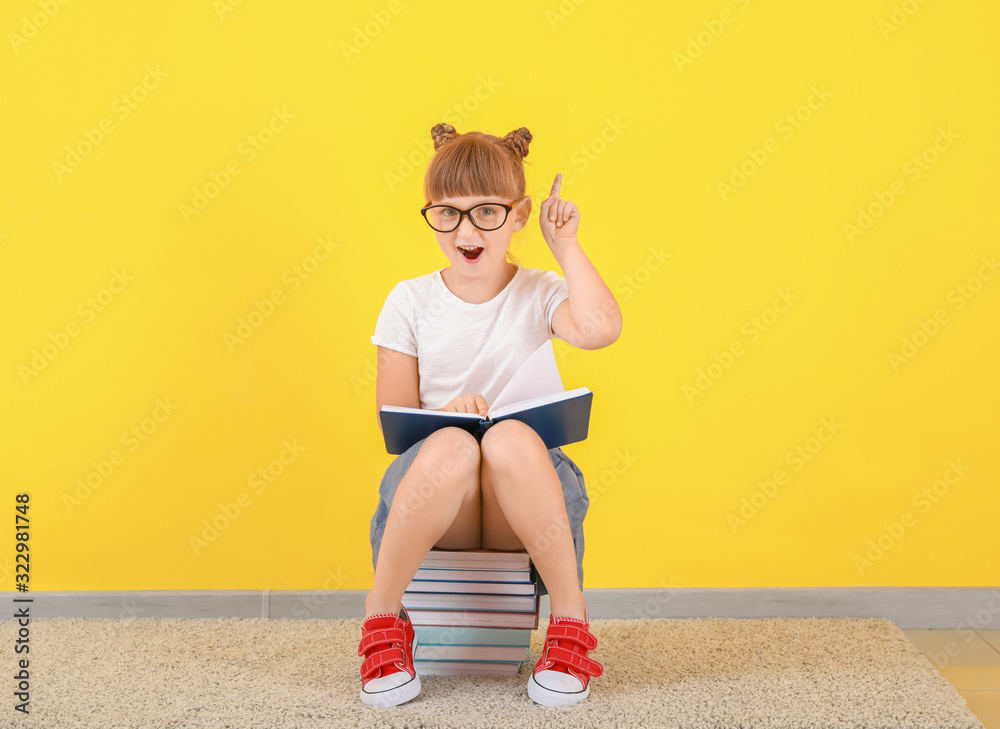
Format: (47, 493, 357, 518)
(379, 388, 592, 455)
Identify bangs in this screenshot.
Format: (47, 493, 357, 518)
(424, 132, 524, 205)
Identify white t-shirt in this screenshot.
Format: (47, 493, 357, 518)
(371, 265, 570, 410)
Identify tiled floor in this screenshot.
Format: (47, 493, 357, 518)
(901, 628, 1000, 728)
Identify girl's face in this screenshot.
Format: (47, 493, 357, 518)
(428, 194, 531, 278)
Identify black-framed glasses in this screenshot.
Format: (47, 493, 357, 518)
(420, 198, 523, 233)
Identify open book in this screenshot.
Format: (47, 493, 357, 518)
(378, 339, 593, 455)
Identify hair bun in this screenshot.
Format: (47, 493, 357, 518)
(431, 123, 459, 150)
(502, 127, 532, 159)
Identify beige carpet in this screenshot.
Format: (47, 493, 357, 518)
(0, 616, 984, 729)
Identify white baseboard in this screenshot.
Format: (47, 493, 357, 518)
(4, 588, 1000, 628)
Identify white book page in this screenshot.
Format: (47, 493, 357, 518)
(488, 339, 565, 414)
(489, 387, 590, 420)
(380, 404, 480, 419)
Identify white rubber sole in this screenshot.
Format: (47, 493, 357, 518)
(359, 634, 421, 707)
(527, 670, 590, 706)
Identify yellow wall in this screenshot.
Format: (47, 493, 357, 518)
(2, 1, 996, 592)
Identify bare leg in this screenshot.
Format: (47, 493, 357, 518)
(366, 427, 481, 618)
(480, 420, 587, 621)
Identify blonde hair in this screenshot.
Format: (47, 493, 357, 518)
(423, 123, 533, 266)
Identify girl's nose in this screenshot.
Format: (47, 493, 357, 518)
(455, 213, 480, 237)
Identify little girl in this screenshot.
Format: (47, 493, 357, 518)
(358, 122, 622, 708)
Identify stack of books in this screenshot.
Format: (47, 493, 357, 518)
(403, 548, 540, 675)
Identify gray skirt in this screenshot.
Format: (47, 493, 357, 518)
(369, 431, 589, 598)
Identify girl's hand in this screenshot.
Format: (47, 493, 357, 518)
(441, 393, 489, 418)
(539, 173, 580, 251)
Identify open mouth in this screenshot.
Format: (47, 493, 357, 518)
(458, 246, 484, 262)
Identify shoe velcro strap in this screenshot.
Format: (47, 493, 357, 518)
(358, 626, 406, 656)
(545, 623, 598, 650)
(360, 646, 405, 679)
(543, 645, 604, 677)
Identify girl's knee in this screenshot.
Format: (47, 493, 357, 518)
(480, 420, 547, 463)
(422, 427, 481, 471)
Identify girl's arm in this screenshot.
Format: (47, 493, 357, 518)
(549, 239, 623, 349)
(375, 346, 419, 436)
(540, 173, 623, 350)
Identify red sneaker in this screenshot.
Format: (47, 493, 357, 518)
(358, 604, 421, 707)
(527, 603, 603, 706)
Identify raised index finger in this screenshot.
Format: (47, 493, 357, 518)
(548, 172, 562, 200)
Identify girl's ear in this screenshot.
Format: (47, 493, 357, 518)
(513, 195, 532, 231)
